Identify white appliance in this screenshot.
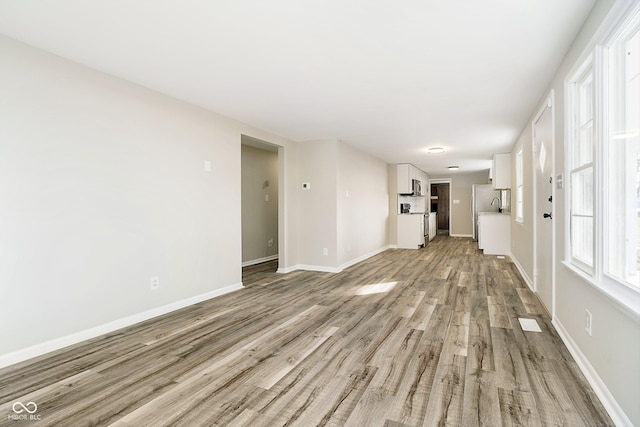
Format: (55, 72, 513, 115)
(472, 184, 500, 241)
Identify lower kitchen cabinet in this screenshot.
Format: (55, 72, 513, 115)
(478, 213, 510, 255)
(397, 214, 425, 249)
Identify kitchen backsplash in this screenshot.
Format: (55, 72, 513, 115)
(500, 189, 511, 213)
(398, 195, 426, 213)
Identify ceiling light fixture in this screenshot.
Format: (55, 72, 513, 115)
(447, 166, 459, 170)
(426, 147, 446, 154)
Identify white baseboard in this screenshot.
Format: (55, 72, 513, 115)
(277, 245, 392, 275)
(553, 319, 633, 427)
(277, 264, 324, 274)
(339, 245, 392, 271)
(509, 253, 534, 291)
(0, 282, 244, 369)
(242, 254, 278, 267)
(296, 264, 342, 273)
(450, 233, 472, 238)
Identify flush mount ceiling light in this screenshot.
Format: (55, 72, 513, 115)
(426, 147, 446, 154)
(447, 165, 460, 170)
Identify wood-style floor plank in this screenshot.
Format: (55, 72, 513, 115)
(0, 236, 614, 427)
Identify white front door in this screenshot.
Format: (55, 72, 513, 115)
(533, 95, 554, 315)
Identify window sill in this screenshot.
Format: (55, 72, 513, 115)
(561, 261, 640, 320)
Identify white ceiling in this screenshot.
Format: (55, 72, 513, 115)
(0, 0, 596, 174)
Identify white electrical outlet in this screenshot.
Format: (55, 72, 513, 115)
(323, 248, 328, 256)
(268, 238, 273, 247)
(204, 161, 212, 172)
(150, 276, 160, 291)
(265, 194, 269, 202)
(585, 309, 592, 336)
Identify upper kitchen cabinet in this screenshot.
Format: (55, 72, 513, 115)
(397, 163, 428, 195)
(397, 163, 411, 193)
(491, 153, 511, 189)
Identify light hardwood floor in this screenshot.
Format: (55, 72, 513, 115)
(0, 236, 613, 426)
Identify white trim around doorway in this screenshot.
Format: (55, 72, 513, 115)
(429, 178, 452, 233)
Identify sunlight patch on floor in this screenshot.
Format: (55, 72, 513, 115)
(355, 281, 397, 295)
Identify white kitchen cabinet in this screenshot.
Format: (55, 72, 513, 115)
(477, 213, 510, 255)
(492, 153, 511, 189)
(397, 163, 427, 195)
(397, 214, 424, 249)
(397, 164, 411, 194)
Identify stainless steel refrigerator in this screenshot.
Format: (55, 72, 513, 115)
(471, 184, 500, 241)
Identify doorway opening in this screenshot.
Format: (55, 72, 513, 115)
(430, 180, 451, 236)
(241, 135, 282, 285)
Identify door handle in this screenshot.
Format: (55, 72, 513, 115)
(543, 212, 552, 219)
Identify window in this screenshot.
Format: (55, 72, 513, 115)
(515, 149, 523, 222)
(568, 64, 595, 273)
(563, 3, 640, 314)
(605, 10, 640, 288)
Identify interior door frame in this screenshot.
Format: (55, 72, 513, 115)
(429, 178, 452, 234)
(240, 134, 285, 273)
(531, 90, 556, 318)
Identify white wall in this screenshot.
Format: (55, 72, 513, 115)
(296, 139, 390, 270)
(510, 133, 535, 285)
(509, 1, 640, 425)
(241, 144, 278, 264)
(337, 141, 389, 267)
(0, 35, 389, 361)
(296, 140, 339, 269)
(0, 35, 299, 359)
(387, 164, 398, 246)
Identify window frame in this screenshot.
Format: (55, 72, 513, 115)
(601, 5, 640, 298)
(562, 1, 640, 318)
(566, 60, 595, 275)
(515, 148, 524, 223)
